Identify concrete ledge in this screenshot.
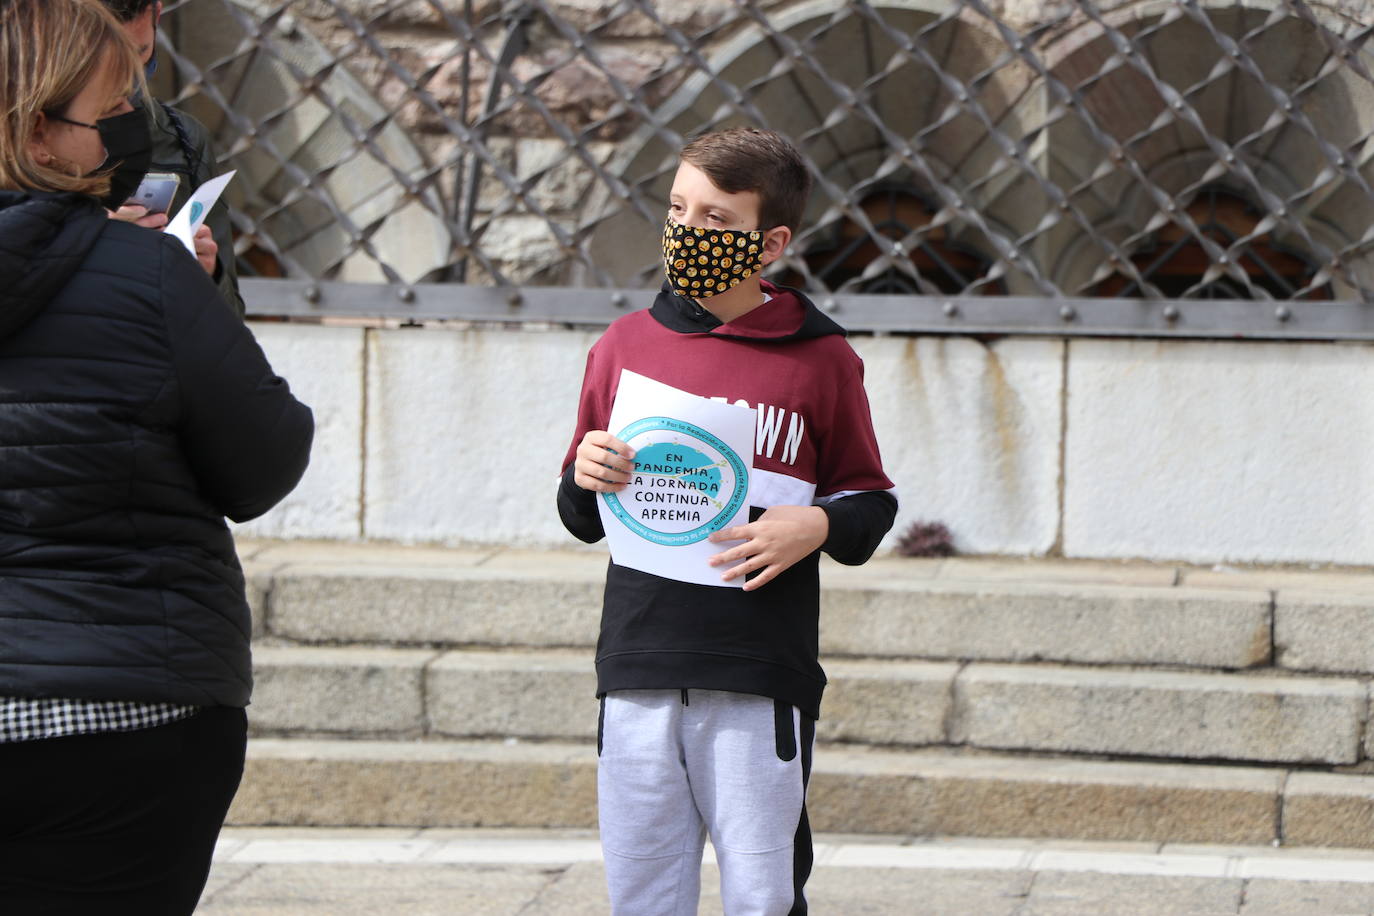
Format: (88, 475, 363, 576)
(230, 740, 1282, 845)
(251, 646, 436, 735)
(1283, 773, 1374, 849)
(952, 665, 1366, 764)
(821, 582, 1271, 668)
(1277, 590, 1374, 674)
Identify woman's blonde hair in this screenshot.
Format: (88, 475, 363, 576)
(0, 0, 142, 195)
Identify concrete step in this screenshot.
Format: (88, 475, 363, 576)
(226, 737, 1374, 849)
(249, 647, 1370, 765)
(237, 541, 1339, 672)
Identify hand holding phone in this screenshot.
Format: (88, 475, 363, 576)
(123, 172, 181, 216)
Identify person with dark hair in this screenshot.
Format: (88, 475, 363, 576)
(104, 0, 247, 317)
(0, 0, 313, 911)
(558, 127, 897, 914)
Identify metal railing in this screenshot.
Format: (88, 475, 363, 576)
(158, 0, 1374, 337)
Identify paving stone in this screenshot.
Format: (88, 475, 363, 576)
(1240, 879, 1374, 915)
(250, 647, 435, 735)
(194, 863, 555, 914)
(516, 861, 619, 916)
(807, 867, 1029, 915)
(821, 582, 1272, 669)
(952, 664, 1365, 764)
(1276, 590, 1374, 674)
(1282, 773, 1374, 849)
(197, 862, 258, 908)
(1022, 872, 1243, 915)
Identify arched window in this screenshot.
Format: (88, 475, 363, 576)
(1094, 187, 1331, 300)
(780, 188, 1004, 295)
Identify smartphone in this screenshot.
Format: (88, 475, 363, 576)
(124, 171, 181, 215)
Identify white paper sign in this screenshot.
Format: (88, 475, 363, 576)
(598, 370, 755, 588)
(165, 170, 236, 255)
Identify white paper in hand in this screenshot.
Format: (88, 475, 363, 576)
(597, 370, 756, 588)
(165, 170, 236, 255)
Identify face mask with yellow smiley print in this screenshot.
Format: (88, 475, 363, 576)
(661, 217, 764, 299)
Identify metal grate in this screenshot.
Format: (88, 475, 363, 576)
(156, 0, 1374, 336)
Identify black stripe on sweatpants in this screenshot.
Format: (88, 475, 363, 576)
(790, 712, 816, 916)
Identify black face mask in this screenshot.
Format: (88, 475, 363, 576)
(94, 108, 153, 210)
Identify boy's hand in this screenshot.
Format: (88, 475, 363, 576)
(573, 430, 636, 493)
(707, 505, 829, 591)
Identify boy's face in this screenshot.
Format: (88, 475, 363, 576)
(668, 160, 762, 232)
(668, 161, 790, 269)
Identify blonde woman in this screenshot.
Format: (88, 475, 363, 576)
(0, 0, 313, 911)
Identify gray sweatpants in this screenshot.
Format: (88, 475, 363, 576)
(597, 688, 815, 916)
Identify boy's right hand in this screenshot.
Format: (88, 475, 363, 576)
(574, 430, 636, 493)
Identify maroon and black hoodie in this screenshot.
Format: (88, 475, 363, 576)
(558, 281, 897, 719)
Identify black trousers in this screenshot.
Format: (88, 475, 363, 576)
(0, 705, 247, 916)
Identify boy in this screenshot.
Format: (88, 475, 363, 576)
(558, 127, 897, 915)
(103, 0, 246, 317)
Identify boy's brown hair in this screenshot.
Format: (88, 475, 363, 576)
(680, 127, 813, 233)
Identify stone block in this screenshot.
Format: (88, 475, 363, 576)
(232, 325, 364, 540)
(229, 739, 598, 828)
(427, 650, 598, 740)
(363, 327, 598, 547)
(819, 661, 957, 746)
(810, 750, 1280, 844)
(267, 564, 604, 646)
(951, 665, 1364, 764)
(231, 740, 1281, 844)
(1064, 339, 1374, 565)
(1276, 590, 1374, 674)
(243, 562, 270, 641)
(851, 337, 1065, 556)
(821, 582, 1272, 669)
(1282, 773, 1374, 849)
(250, 647, 435, 735)
(1240, 879, 1374, 913)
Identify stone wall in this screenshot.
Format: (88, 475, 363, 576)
(235, 320, 1373, 566)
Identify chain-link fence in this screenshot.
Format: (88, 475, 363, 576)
(157, 0, 1374, 336)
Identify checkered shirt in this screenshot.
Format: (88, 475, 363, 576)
(0, 696, 200, 743)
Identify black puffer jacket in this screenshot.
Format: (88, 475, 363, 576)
(0, 190, 313, 708)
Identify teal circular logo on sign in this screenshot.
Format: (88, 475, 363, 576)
(602, 416, 750, 546)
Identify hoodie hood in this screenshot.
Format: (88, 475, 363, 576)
(649, 279, 847, 342)
(0, 190, 109, 342)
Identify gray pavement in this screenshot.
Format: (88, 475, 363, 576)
(196, 829, 1374, 915)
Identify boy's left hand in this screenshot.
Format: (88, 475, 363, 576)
(707, 505, 829, 591)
